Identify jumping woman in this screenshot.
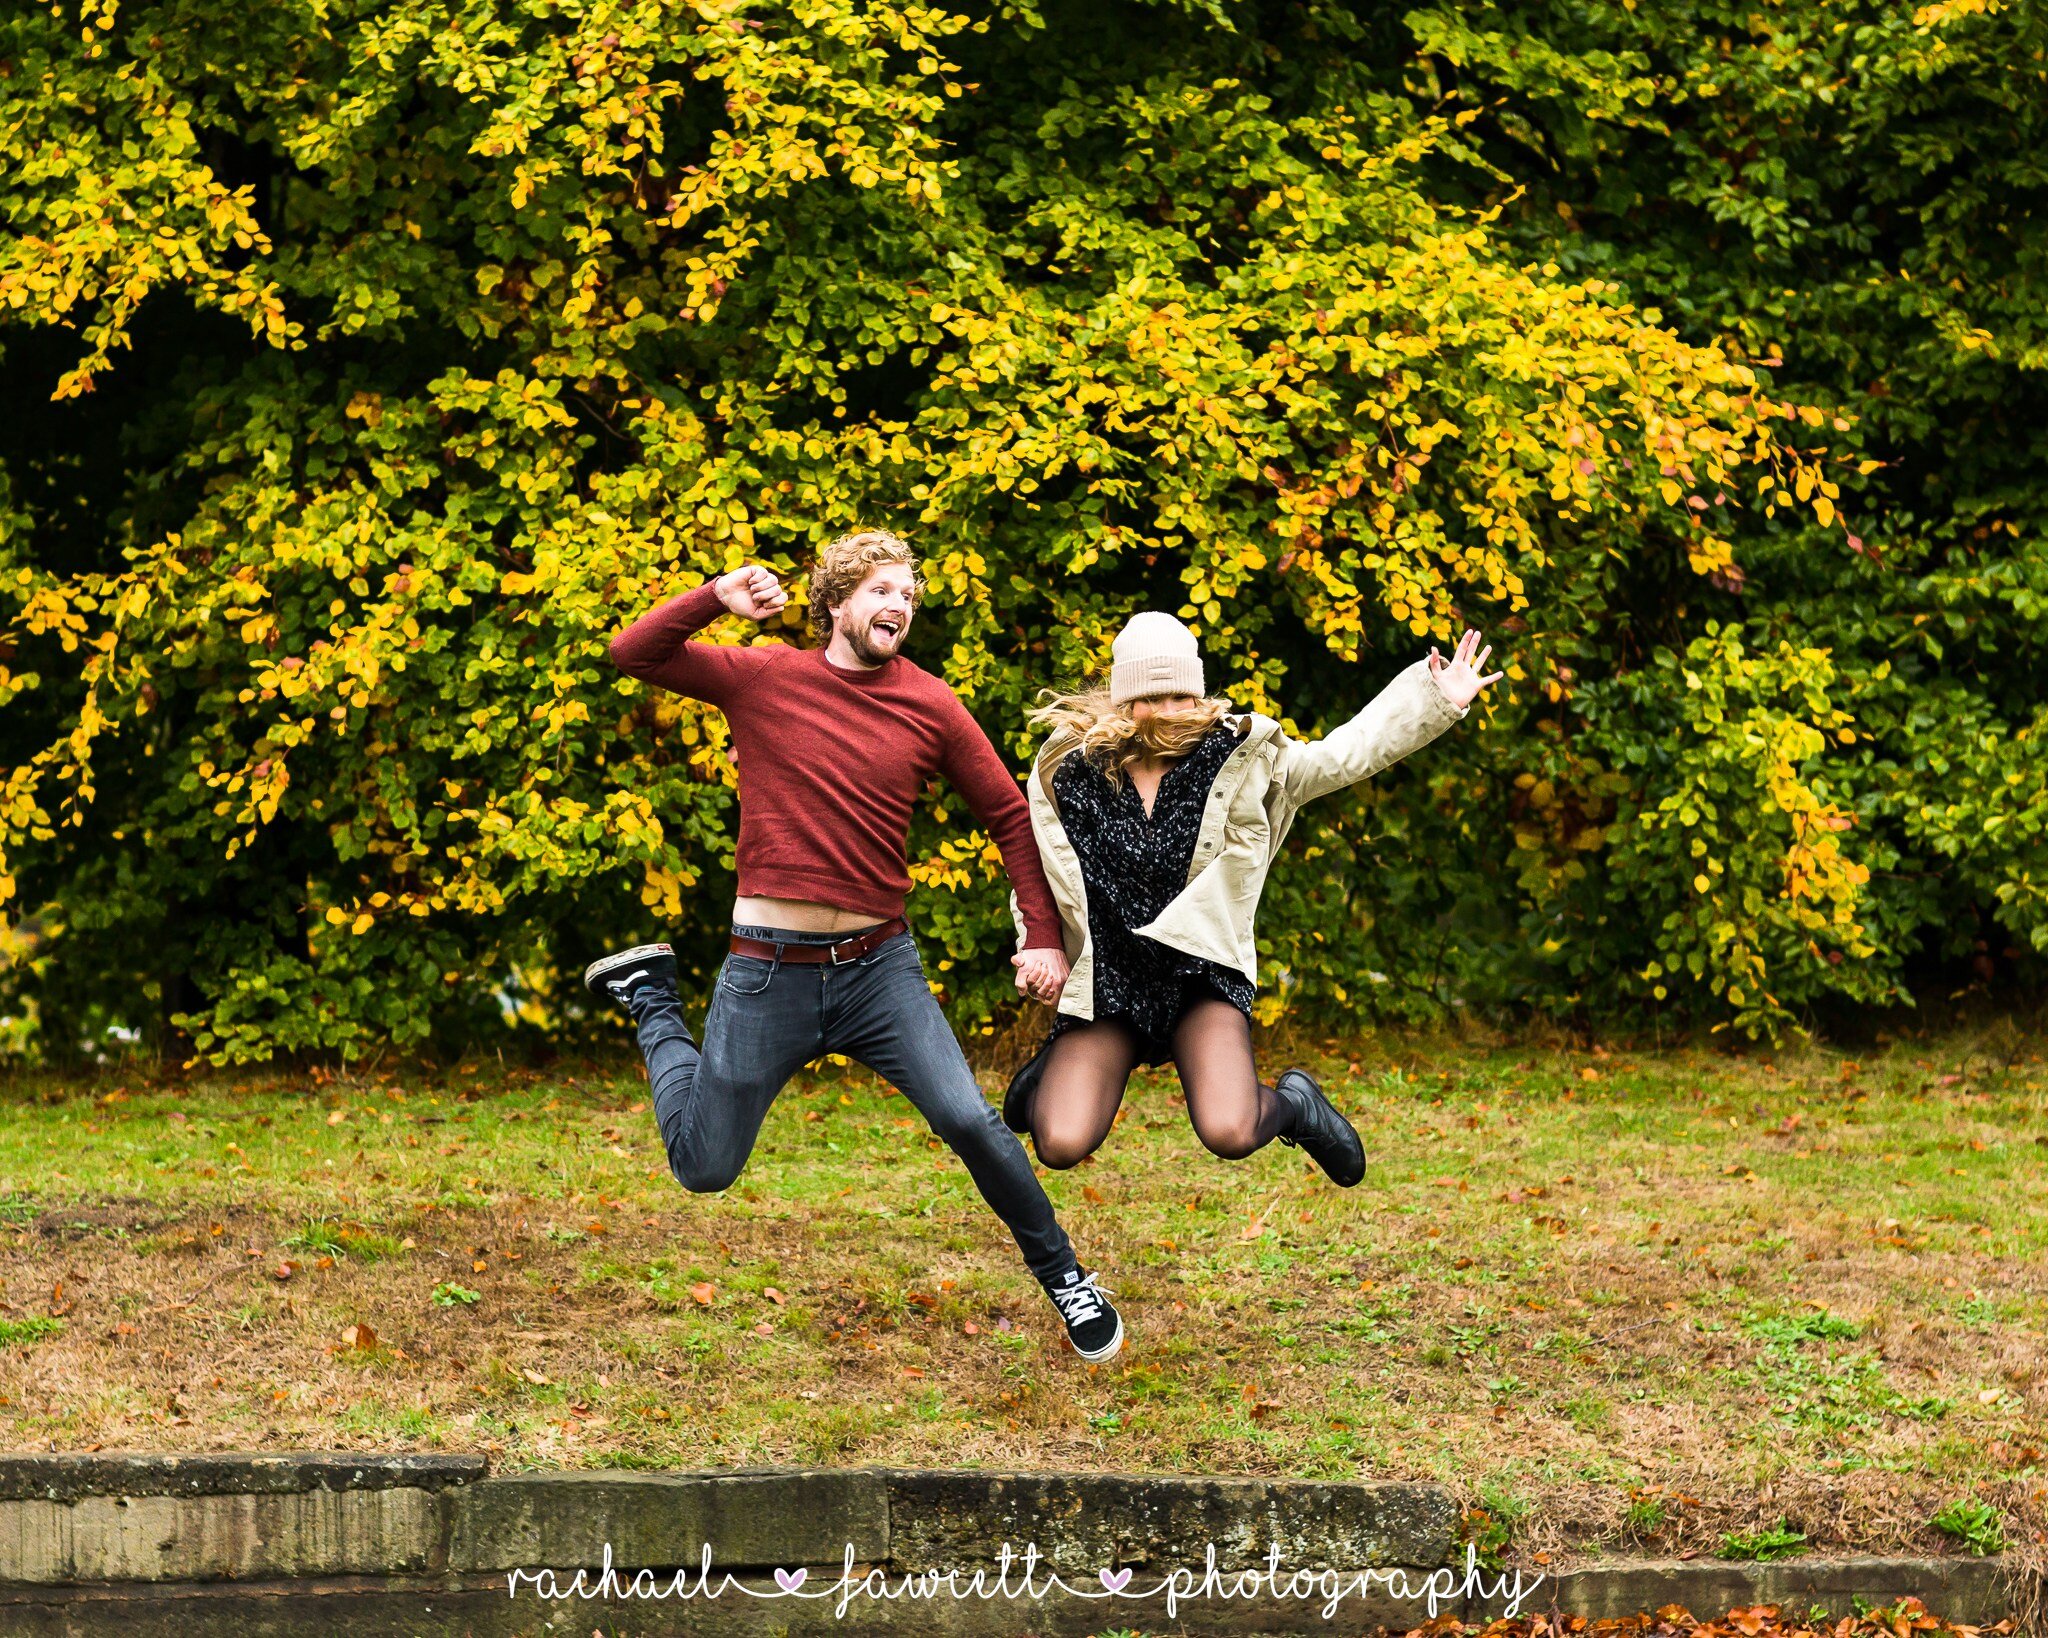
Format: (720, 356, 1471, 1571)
(1001, 612, 1501, 1183)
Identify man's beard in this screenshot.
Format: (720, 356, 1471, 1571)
(846, 615, 904, 665)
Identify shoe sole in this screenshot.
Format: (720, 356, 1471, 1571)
(1070, 1312, 1125, 1362)
(583, 944, 675, 995)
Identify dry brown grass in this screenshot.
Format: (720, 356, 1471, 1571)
(1, 1024, 2042, 1574)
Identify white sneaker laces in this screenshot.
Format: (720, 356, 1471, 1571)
(1048, 1270, 1113, 1327)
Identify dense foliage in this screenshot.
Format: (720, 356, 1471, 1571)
(1, 0, 2038, 1063)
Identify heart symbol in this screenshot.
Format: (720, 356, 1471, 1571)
(1100, 1567, 1133, 1594)
(775, 1567, 807, 1593)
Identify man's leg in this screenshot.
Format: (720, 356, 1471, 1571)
(629, 946, 820, 1193)
(826, 931, 1076, 1285)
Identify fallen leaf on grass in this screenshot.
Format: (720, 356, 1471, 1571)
(690, 1282, 715, 1305)
(340, 1323, 378, 1351)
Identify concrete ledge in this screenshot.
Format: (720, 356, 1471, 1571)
(883, 1469, 1458, 1570)
(1, 1487, 442, 1584)
(0, 1557, 2026, 1638)
(0, 1453, 2026, 1636)
(0, 1453, 486, 1504)
(0, 1453, 486, 1585)
(1485, 1554, 2016, 1627)
(446, 1467, 891, 1572)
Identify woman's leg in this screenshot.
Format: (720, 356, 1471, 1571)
(1171, 996, 1293, 1160)
(1028, 1019, 1145, 1169)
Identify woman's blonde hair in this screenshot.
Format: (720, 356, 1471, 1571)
(807, 528, 923, 641)
(1025, 682, 1239, 782)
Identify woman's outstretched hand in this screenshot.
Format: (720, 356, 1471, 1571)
(1427, 628, 1505, 712)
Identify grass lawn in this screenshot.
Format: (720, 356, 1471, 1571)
(1, 1019, 2043, 1574)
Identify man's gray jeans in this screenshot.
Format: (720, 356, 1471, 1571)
(632, 922, 1076, 1286)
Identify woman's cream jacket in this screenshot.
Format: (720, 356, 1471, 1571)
(1008, 658, 1471, 1019)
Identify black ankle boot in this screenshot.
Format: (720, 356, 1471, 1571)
(1002, 1032, 1055, 1134)
(1274, 1069, 1366, 1188)
(583, 943, 679, 1019)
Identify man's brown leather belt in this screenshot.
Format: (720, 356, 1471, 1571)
(728, 917, 908, 965)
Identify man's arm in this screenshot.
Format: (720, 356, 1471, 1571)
(607, 573, 778, 707)
(1272, 658, 1469, 809)
(935, 697, 1066, 954)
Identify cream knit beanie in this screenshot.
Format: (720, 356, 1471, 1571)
(1109, 611, 1205, 706)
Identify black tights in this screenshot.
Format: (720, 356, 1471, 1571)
(1028, 998, 1294, 1169)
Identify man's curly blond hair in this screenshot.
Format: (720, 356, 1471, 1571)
(807, 528, 924, 641)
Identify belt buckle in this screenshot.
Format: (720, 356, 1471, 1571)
(829, 934, 857, 965)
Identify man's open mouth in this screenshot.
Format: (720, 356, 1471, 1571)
(872, 617, 903, 638)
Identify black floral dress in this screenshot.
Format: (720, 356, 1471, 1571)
(1048, 722, 1257, 1066)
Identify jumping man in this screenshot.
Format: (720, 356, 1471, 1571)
(585, 528, 1123, 1360)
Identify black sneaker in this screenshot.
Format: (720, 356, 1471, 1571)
(583, 943, 678, 1018)
(1003, 1032, 1055, 1133)
(1043, 1265, 1123, 1361)
(1274, 1068, 1366, 1188)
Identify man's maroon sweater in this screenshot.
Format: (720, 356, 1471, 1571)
(608, 580, 1063, 949)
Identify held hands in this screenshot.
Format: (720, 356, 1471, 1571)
(1012, 946, 1070, 1005)
(1427, 628, 1506, 712)
(716, 565, 787, 623)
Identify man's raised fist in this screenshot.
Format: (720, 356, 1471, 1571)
(716, 565, 789, 623)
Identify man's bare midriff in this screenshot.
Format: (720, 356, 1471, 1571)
(731, 896, 889, 934)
